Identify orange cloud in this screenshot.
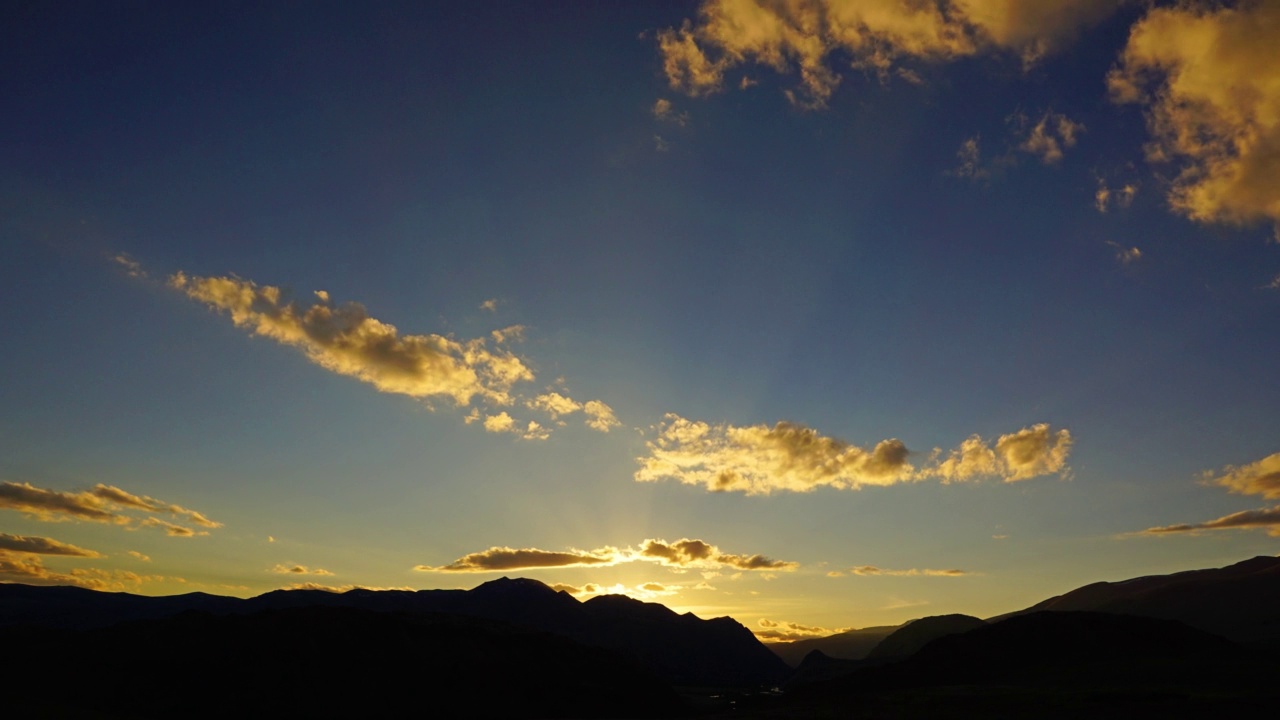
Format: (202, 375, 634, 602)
(1142, 506, 1280, 538)
(1109, 2, 1280, 227)
(416, 537, 796, 573)
(0, 533, 101, 557)
(637, 415, 1071, 493)
(270, 564, 335, 576)
(756, 617, 851, 641)
(171, 272, 534, 407)
(659, 0, 1120, 107)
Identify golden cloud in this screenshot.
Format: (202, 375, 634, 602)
(171, 272, 534, 407)
(0, 552, 161, 591)
(417, 537, 796, 573)
(270, 564, 335, 576)
(639, 538, 798, 571)
(755, 617, 851, 642)
(659, 0, 1119, 107)
(1204, 452, 1280, 500)
(1142, 506, 1280, 538)
(128, 551, 151, 562)
(527, 393, 621, 433)
(0, 533, 101, 557)
(415, 546, 621, 573)
(0, 481, 221, 535)
(636, 415, 1071, 493)
(1018, 111, 1084, 164)
(1109, 2, 1280, 227)
(0, 481, 125, 523)
(91, 484, 222, 528)
(848, 565, 969, 576)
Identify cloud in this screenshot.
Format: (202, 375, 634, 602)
(1017, 111, 1083, 165)
(528, 392, 582, 418)
(756, 617, 851, 642)
(1204, 452, 1280, 500)
(930, 423, 1073, 483)
(639, 538, 798, 571)
(0, 533, 101, 557)
(90, 484, 222, 528)
(417, 537, 796, 573)
(283, 582, 411, 592)
(1267, 274, 1280, 291)
(527, 392, 621, 433)
(479, 298, 499, 312)
(652, 98, 689, 126)
(111, 252, 147, 279)
(0, 481, 126, 523)
(483, 412, 516, 433)
(139, 517, 199, 537)
(0, 552, 159, 591)
(270, 564, 334, 576)
(128, 551, 151, 562)
(1106, 240, 1142, 264)
(636, 414, 1071, 494)
(1142, 506, 1280, 538)
(1108, 2, 1280, 227)
(848, 565, 970, 577)
(550, 582, 602, 596)
(658, 0, 1120, 107)
(583, 400, 621, 432)
(950, 136, 990, 181)
(415, 546, 621, 573)
(170, 272, 534, 407)
(1096, 179, 1138, 212)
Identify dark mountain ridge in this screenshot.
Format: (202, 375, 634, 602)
(0, 575, 788, 688)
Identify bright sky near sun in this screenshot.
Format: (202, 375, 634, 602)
(3, 1, 1280, 640)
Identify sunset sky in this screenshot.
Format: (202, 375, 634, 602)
(3, 1, 1279, 640)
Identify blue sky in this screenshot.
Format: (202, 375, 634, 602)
(3, 1, 1279, 638)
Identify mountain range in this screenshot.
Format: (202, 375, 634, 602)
(5, 555, 1280, 717)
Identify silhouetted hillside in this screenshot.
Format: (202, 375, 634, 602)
(1009, 555, 1280, 644)
(787, 611, 1280, 718)
(866, 613, 986, 660)
(0, 577, 788, 688)
(1, 606, 686, 719)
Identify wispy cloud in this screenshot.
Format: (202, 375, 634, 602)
(415, 537, 796, 573)
(1, 481, 219, 535)
(1015, 111, 1083, 165)
(270, 564, 334, 576)
(1142, 506, 1280, 538)
(846, 565, 970, 577)
(635, 415, 1071, 494)
(171, 272, 534, 407)
(1138, 452, 1280, 537)
(1109, 2, 1280, 227)
(0, 532, 101, 557)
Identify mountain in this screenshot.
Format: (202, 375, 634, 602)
(0, 576, 788, 688)
(865, 613, 986, 660)
(1006, 554, 1280, 644)
(0, 605, 686, 719)
(789, 611, 1279, 718)
(765, 624, 901, 667)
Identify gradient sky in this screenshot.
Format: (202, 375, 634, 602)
(3, 0, 1279, 641)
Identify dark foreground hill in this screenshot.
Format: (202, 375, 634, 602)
(783, 611, 1280, 718)
(1, 606, 686, 719)
(764, 623, 901, 666)
(1006, 554, 1280, 644)
(0, 576, 788, 689)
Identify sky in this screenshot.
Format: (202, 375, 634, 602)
(3, 0, 1279, 641)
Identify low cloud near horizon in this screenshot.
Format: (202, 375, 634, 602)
(415, 537, 796, 573)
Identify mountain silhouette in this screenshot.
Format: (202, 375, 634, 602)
(1006, 554, 1280, 644)
(0, 605, 685, 719)
(0, 576, 788, 688)
(765, 623, 901, 666)
(865, 613, 986, 660)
